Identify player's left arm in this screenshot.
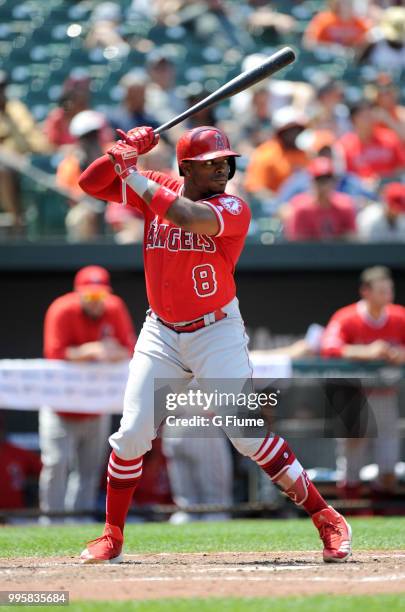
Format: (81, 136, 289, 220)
(107, 139, 222, 235)
(128, 178, 250, 237)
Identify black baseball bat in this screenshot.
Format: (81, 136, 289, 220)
(154, 46, 296, 135)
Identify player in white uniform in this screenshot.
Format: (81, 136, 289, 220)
(78, 125, 352, 564)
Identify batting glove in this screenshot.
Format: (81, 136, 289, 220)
(107, 141, 139, 180)
(116, 126, 159, 155)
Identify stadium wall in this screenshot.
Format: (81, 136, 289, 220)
(1, 243, 405, 358)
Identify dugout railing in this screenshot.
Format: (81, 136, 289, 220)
(1, 357, 404, 522)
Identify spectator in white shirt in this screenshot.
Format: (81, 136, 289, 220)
(357, 182, 405, 242)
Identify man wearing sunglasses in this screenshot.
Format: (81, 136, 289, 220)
(39, 266, 136, 522)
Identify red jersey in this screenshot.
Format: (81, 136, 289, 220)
(286, 192, 356, 241)
(338, 128, 405, 179)
(0, 441, 41, 509)
(79, 157, 251, 323)
(44, 292, 136, 418)
(321, 301, 405, 358)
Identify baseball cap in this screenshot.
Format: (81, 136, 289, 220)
(383, 183, 405, 213)
(69, 110, 105, 138)
(308, 157, 335, 179)
(272, 106, 307, 132)
(74, 266, 112, 293)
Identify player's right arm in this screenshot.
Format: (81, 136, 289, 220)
(78, 154, 123, 202)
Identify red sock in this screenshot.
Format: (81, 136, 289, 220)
(252, 435, 328, 516)
(106, 451, 143, 532)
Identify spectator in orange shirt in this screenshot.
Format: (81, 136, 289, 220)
(285, 157, 357, 241)
(56, 110, 110, 197)
(303, 0, 371, 51)
(244, 107, 309, 195)
(56, 110, 112, 241)
(337, 101, 405, 180)
(39, 266, 136, 522)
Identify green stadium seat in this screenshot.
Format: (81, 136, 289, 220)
(21, 175, 69, 239)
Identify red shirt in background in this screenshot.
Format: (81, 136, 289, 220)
(44, 291, 136, 419)
(321, 301, 405, 358)
(338, 127, 405, 179)
(0, 441, 42, 509)
(286, 192, 356, 241)
(45, 108, 114, 148)
(44, 108, 76, 146)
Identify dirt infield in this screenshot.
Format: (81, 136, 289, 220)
(1, 551, 405, 600)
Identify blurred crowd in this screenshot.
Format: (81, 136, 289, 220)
(0, 0, 404, 242)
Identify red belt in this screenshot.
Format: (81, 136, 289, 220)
(154, 309, 227, 333)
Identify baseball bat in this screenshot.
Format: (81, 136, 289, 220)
(154, 46, 296, 135)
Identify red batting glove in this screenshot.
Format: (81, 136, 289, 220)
(107, 141, 139, 179)
(116, 126, 159, 155)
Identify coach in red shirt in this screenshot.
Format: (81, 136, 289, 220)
(321, 266, 405, 498)
(285, 157, 357, 241)
(39, 265, 136, 521)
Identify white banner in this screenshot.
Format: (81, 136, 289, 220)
(0, 360, 129, 413)
(0, 355, 292, 413)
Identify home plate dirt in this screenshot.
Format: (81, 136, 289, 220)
(1, 552, 405, 600)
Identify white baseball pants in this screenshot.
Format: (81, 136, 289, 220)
(109, 297, 264, 459)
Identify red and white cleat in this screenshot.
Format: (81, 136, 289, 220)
(312, 506, 352, 563)
(80, 523, 124, 564)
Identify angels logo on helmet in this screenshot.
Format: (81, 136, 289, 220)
(218, 196, 243, 215)
(214, 131, 226, 150)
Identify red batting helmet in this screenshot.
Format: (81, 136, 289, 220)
(176, 126, 240, 179)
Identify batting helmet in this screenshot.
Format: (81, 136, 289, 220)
(176, 126, 240, 179)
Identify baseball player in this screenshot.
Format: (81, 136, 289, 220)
(40, 266, 136, 520)
(321, 266, 405, 500)
(78, 125, 351, 563)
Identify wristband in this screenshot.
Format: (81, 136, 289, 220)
(149, 185, 178, 218)
(125, 170, 150, 197)
(124, 169, 155, 206)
